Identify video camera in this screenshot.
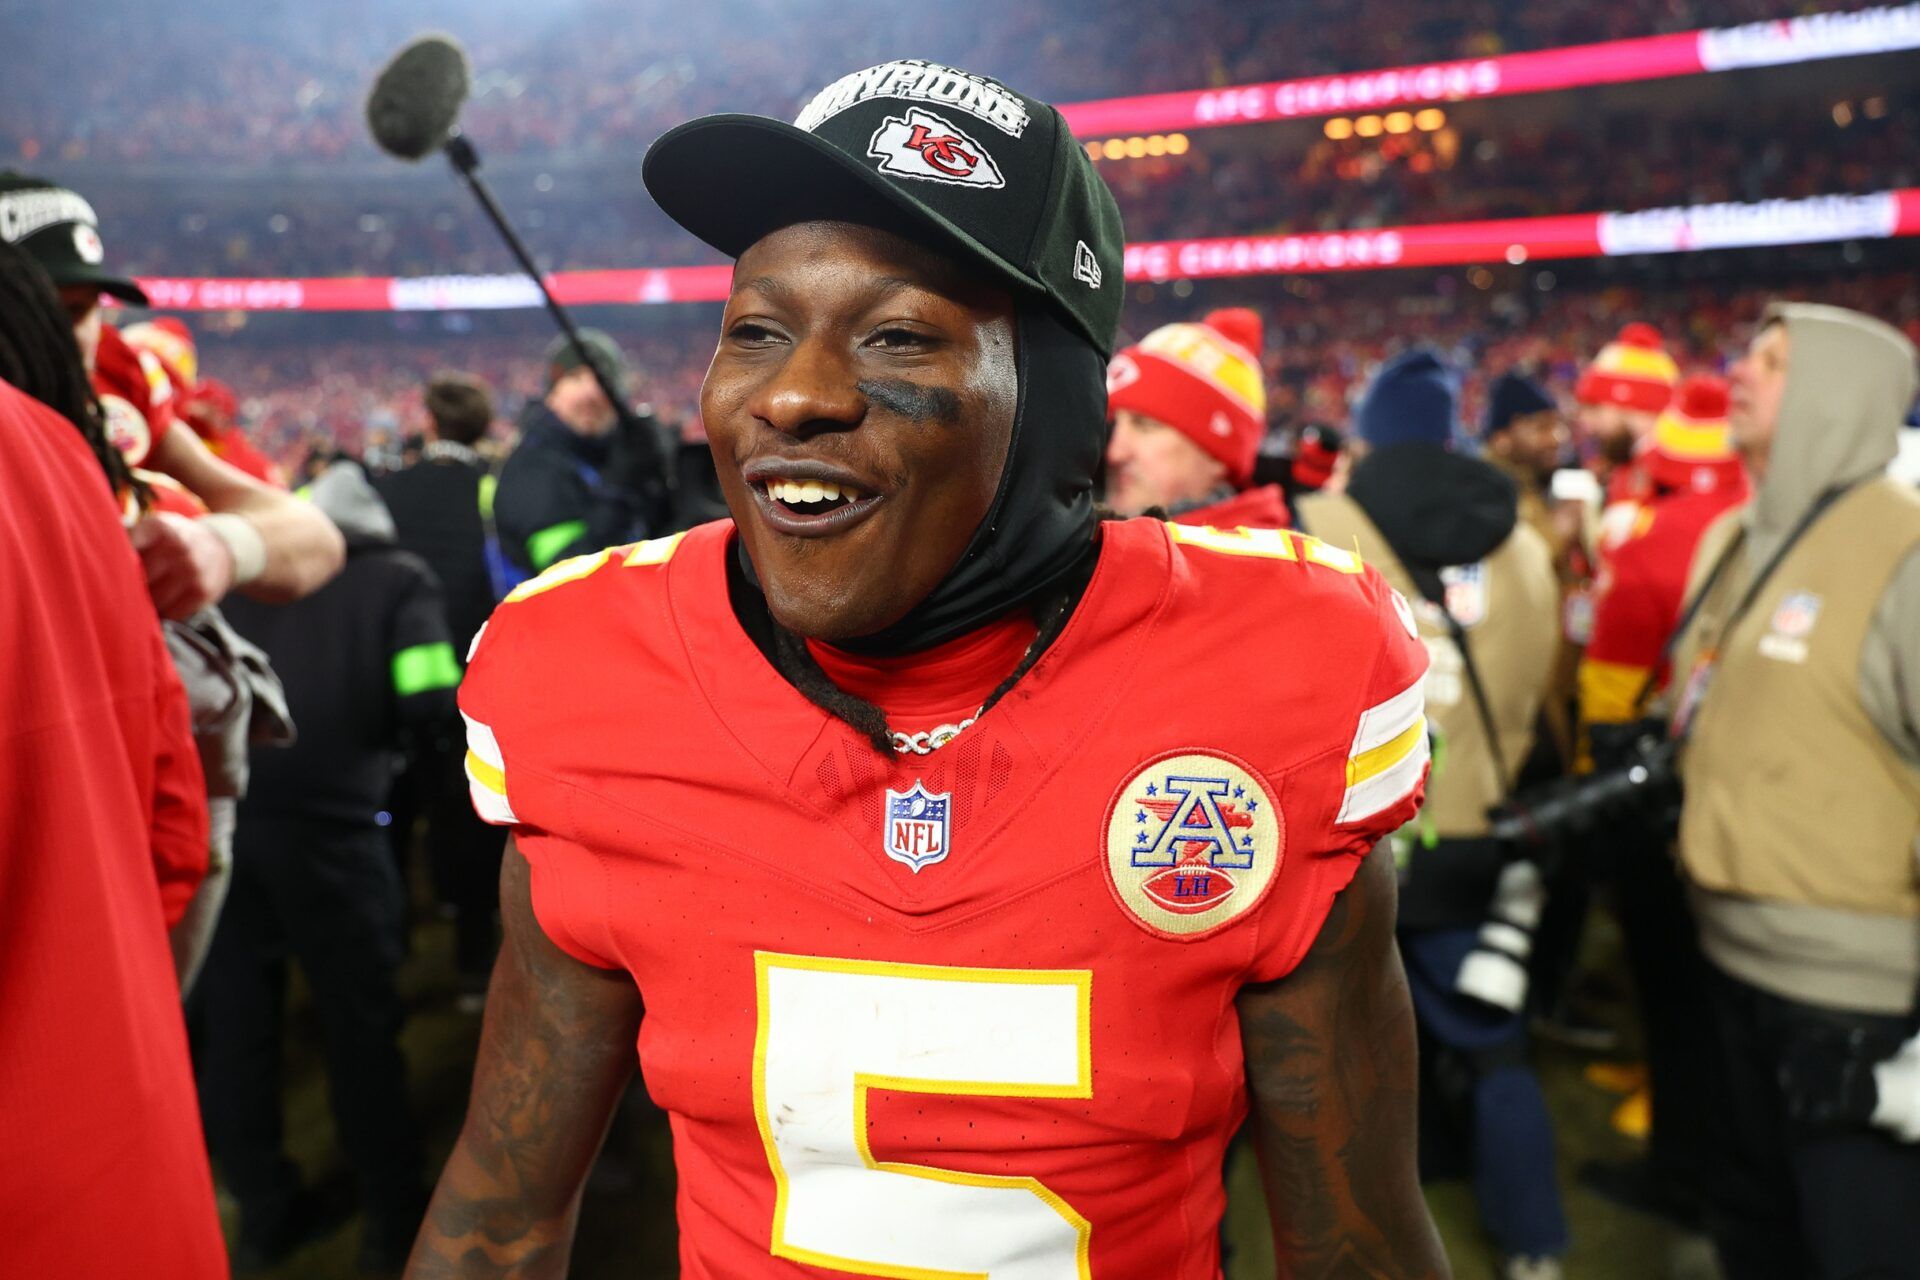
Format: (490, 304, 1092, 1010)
(1487, 718, 1681, 849)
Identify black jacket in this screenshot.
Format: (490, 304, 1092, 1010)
(1337, 442, 1524, 930)
(494, 403, 651, 574)
(226, 466, 460, 826)
(375, 441, 496, 656)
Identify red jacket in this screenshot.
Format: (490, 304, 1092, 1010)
(0, 380, 225, 1277)
(1580, 483, 1748, 730)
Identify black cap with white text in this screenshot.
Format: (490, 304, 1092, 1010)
(642, 60, 1125, 357)
(0, 172, 149, 307)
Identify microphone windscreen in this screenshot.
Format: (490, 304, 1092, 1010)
(367, 35, 471, 161)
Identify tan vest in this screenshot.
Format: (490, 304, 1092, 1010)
(1675, 477, 1920, 917)
(1297, 492, 1560, 837)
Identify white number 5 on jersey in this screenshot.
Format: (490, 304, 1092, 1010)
(753, 953, 1094, 1279)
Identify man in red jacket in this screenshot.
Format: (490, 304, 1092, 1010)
(1104, 307, 1290, 529)
(0, 245, 225, 1277)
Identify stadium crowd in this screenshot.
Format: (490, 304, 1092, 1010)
(2, 0, 1866, 167)
(65, 84, 1920, 282)
(4, 3, 1920, 1280)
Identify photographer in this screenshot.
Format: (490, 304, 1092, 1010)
(1668, 303, 1920, 1279)
(493, 329, 662, 576)
(1297, 349, 1567, 1279)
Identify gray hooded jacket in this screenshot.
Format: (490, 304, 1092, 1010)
(1691, 302, 1920, 1015)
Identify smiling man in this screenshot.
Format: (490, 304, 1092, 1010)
(411, 61, 1446, 1280)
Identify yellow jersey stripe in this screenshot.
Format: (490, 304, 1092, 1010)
(465, 749, 506, 797)
(1339, 731, 1431, 825)
(1346, 716, 1427, 788)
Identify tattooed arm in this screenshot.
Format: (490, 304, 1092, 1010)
(1237, 843, 1449, 1279)
(407, 839, 644, 1278)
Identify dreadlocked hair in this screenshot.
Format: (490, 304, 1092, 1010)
(0, 241, 147, 509)
(767, 568, 1091, 757)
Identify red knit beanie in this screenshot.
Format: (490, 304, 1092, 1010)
(1641, 373, 1746, 494)
(1575, 322, 1678, 415)
(1107, 308, 1266, 486)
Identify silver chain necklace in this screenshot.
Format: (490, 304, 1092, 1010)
(882, 619, 1057, 755)
(890, 714, 980, 756)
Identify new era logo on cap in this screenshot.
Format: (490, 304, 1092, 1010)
(1073, 239, 1102, 289)
(867, 108, 1005, 189)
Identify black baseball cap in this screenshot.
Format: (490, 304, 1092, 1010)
(0, 172, 149, 307)
(642, 60, 1125, 356)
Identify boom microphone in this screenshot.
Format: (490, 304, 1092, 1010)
(364, 34, 669, 526)
(366, 35, 471, 161)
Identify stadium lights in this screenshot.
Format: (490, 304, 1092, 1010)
(1085, 133, 1190, 162)
(1326, 109, 1444, 141)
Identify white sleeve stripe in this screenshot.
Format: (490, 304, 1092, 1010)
(462, 711, 517, 825)
(1337, 732, 1429, 824)
(464, 712, 505, 770)
(1350, 677, 1424, 758)
(468, 776, 518, 826)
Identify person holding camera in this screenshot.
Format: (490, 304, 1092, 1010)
(1670, 303, 1920, 1280)
(493, 329, 664, 578)
(1297, 348, 1567, 1280)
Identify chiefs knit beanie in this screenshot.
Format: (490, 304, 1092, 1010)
(1641, 373, 1745, 493)
(1575, 322, 1678, 414)
(1106, 307, 1266, 485)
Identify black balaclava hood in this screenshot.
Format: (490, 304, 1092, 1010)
(736, 295, 1105, 656)
(1345, 442, 1518, 602)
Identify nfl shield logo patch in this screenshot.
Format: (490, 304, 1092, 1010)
(1771, 591, 1822, 639)
(885, 783, 952, 873)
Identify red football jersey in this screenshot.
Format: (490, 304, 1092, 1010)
(1580, 486, 1749, 728)
(461, 517, 1428, 1279)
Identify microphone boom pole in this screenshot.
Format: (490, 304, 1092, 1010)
(438, 133, 641, 436)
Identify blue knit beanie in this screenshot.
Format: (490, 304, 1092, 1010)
(1355, 348, 1458, 449)
(1484, 371, 1556, 436)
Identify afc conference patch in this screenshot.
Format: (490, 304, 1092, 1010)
(884, 782, 952, 873)
(1103, 750, 1284, 939)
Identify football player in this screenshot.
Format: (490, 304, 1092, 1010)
(413, 62, 1445, 1279)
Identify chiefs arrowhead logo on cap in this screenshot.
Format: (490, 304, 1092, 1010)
(867, 108, 1005, 189)
(72, 223, 105, 265)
